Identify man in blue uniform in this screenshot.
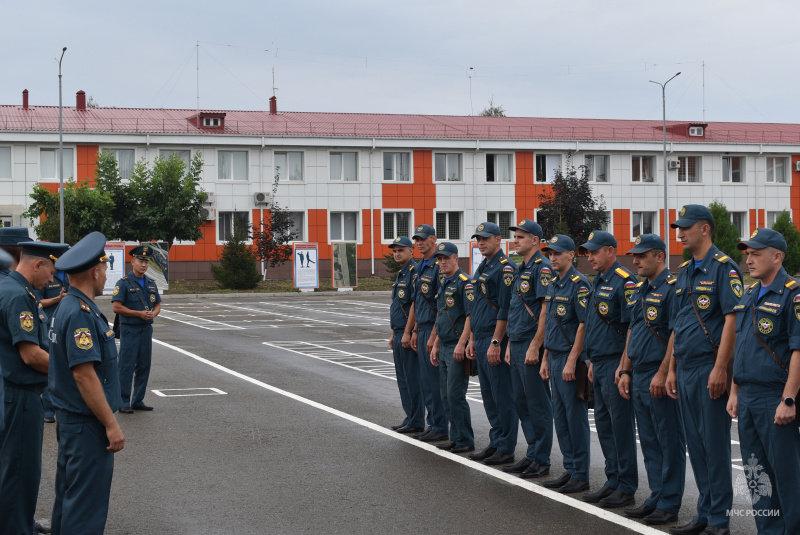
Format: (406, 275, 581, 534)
(728, 228, 800, 535)
(0, 226, 33, 279)
(0, 240, 68, 535)
(113, 245, 162, 414)
(502, 219, 553, 478)
(50, 231, 124, 535)
(540, 234, 592, 494)
(401, 224, 448, 442)
(667, 204, 740, 535)
(580, 231, 638, 508)
(0, 247, 13, 433)
(463, 222, 518, 466)
(429, 242, 475, 453)
(618, 234, 686, 525)
(387, 236, 425, 433)
(36, 270, 70, 423)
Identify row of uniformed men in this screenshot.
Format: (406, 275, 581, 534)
(387, 204, 799, 535)
(0, 228, 161, 535)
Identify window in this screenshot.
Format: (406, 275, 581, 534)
(535, 154, 561, 183)
(283, 211, 305, 242)
(689, 126, 704, 137)
(767, 211, 784, 229)
(435, 212, 462, 240)
(383, 152, 410, 181)
(203, 118, 220, 127)
(330, 212, 358, 241)
(585, 155, 608, 182)
(730, 212, 747, 239)
(767, 157, 786, 183)
(274, 151, 303, 181)
(487, 211, 513, 239)
(330, 152, 358, 181)
(109, 149, 135, 181)
(383, 212, 411, 241)
(434, 153, 461, 181)
(40, 148, 74, 180)
(486, 153, 512, 182)
(631, 156, 654, 182)
(678, 156, 701, 183)
(0, 147, 10, 179)
(599, 210, 612, 233)
(218, 151, 248, 181)
(722, 156, 743, 183)
(218, 211, 249, 242)
(632, 211, 656, 236)
(160, 149, 191, 169)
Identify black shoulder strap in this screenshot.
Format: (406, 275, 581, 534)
(126, 273, 150, 311)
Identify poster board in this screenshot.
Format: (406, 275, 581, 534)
(293, 243, 319, 289)
(332, 242, 358, 289)
(469, 241, 482, 276)
(103, 242, 125, 293)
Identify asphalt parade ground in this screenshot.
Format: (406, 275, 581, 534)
(35, 293, 757, 534)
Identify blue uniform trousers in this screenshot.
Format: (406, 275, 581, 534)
(632, 364, 686, 513)
(549, 351, 590, 481)
(474, 336, 518, 454)
(392, 330, 424, 428)
(42, 387, 54, 419)
(52, 415, 115, 535)
(509, 340, 552, 466)
(592, 356, 638, 494)
(119, 323, 153, 408)
(677, 361, 732, 529)
(438, 342, 473, 446)
(417, 327, 448, 433)
(0, 383, 44, 535)
(737, 386, 800, 535)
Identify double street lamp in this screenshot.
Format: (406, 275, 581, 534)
(58, 47, 67, 244)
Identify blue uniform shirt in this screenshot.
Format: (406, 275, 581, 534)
(585, 260, 635, 360)
(626, 268, 677, 368)
(390, 259, 417, 331)
(112, 271, 161, 325)
(543, 265, 591, 354)
(0, 271, 49, 388)
(733, 269, 800, 392)
(507, 250, 552, 342)
(469, 250, 515, 339)
(49, 287, 122, 416)
(414, 258, 440, 329)
(434, 269, 472, 344)
(672, 245, 743, 367)
(34, 271, 69, 320)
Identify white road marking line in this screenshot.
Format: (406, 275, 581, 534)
(213, 302, 357, 327)
(153, 337, 665, 535)
(152, 387, 227, 397)
(158, 310, 244, 330)
(265, 302, 390, 323)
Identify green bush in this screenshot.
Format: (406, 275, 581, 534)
(383, 253, 404, 276)
(771, 211, 800, 276)
(210, 219, 261, 290)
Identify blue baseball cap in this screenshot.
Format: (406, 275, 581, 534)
(737, 228, 787, 253)
(671, 204, 714, 229)
(471, 222, 501, 239)
(21, 241, 70, 262)
(508, 219, 543, 239)
(55, 231, 109, 274)
(0, 226, 33, 246)
(412, 224, 436, 240)
(542, 234, 575, 253)
(580, 230, 617, 252)
(433, 242, 459, 257)
(627, 234, 667, 254)
(388, 236, 414, 249)
(0, 248, 12, 270)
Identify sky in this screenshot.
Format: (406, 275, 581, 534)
(3, 0, 800, 124)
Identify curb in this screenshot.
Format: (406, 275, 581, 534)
(96, 290, 392, 301)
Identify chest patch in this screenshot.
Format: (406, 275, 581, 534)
(647, 306, 658, 321)
(398, 289, 405, 299)
(697, 295, 711, 309)
(520, 280, 530, 293)
(150, 294, 156, 303)
(20, 311, 34, 332)
(556, 304, 567, 316)
(446, 296, 455, 307)
(758, 317, 774, 334)
(421, 283, 430, 294)
(598, 302, 609, 315)
(74, 328, 93, 350)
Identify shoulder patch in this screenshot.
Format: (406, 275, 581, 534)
(80, 300, 91, 313)
(534, 257, 542, 263)
(458, 273, 469, 281)
(499, 257, 508, 264)
(503, 265, 514, 272)
(570, 274, 582, 283)
(635, 281, 644, 287)
(679, 260, 690, 268)
(786, 278, 799, 289)
(614, 267, 631, 279)
(713, 252, 731, 263)
(666, 274, 677, 285)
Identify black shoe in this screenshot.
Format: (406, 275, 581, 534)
(669, 520, 708, 535)
(625, 504, 656, 518)
(599, 489, 635, 508)
(543, 471, 572, 488)
(420, 431, 450, 442)
(502, 458, 532, 473)
(119, 407, 134, 414)
(450, 444, 475, 453)
(645, 509, 679, 525)
(34, 521, 51, 534)
(390, 423, 405, 431)
(699, 528, 729, 535)
(396, 425, 424, 434)
(520, 462, 550, 479)
(436, 441, 456, 450)
(558, 478, 590, 494)
(132, 403, 153, 411)
(582, 485, 615, 503)
(484, 451, 515, 465)
(43, 416, 55, 423)
(412, 429, 432, 439)
(468, 446, 497, 461)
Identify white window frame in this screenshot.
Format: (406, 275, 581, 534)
(218, 150, 249, 181)
(766, 210, 784, 229)
(485, 153, 514, 183)
(677, 156, 701, 183)
(599, 210, 612, 233)
(329, 211, 360, 242)
(766, 157, 787, 184)
(487, 211, 514, 239)
(217, 211, 251, 244)
(40, 147, 74, 181)
(722, 156, 744, 183)
(434, 211, 463, 240)
(382, 152, 411, 182)
(631, 211, 657, 238)
(535, 154, 561, 183)
(108, 148, 136, 181)
(330, 151, 358, 182)
(382, 211, 413, 242)
(274, 151, 304, 182)
(203, 117, 221, 127)
(159, 149, 192, 169)
(0, 147, 11, 179)
(585, 154, 609, 183)
(631, 155, 655, 183)
(434, 153, 462, 182)
(730, 211, 748, 240)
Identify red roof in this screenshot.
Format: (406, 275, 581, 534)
(3, 104, 800, 144)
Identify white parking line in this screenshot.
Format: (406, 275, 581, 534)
(158, 310, 244, 330)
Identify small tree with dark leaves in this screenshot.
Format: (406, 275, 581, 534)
(252, 170, 297, 280)
(210, 214, 261, 290)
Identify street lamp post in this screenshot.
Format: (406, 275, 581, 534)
(650, 72, 680, 270)
(58, 47, 67, 244)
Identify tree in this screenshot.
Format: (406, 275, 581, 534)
(252, 170, 297, 279)
(681, 201, 742, 263)
(210, 215, 261, 290)
(22, 180, 115, 245)
(770, 211, 800, 275)
(480, 97, 506, 117)
(383, 253, 403, 276)
(536, 154, 608, 246)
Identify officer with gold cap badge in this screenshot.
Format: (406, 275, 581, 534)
(0, 226, 33, 279)
(50, 231, 124, 534)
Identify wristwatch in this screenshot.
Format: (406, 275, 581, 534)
(783, 396, 795, 407)
(491, 339, 500, 346)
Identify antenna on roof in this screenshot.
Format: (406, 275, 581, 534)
(468, 67, 474, 116)
(196, 40, 200, 127)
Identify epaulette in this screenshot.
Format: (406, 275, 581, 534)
(79, 299, 91, 313)
(749, 283, 758, 289)
(713, 252, 731, 263)
(534, 257, 542, 263)
(570, 274, 582, 283)
(458, 273, 469, 281)
(635, 281, 644, 287)
(679, 260, 690, 268)
(786, 278, 799, 290)
(499, 257, 508, 264)
(408, 264, 414, 271)
(615, 267, 631, 279)
(666, 274, 677, 285)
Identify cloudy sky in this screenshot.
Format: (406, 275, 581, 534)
(4, 0, 799, 124)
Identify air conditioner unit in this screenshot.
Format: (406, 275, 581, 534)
(254, 191, 271, 205)
(795, 161, 800, 172)
(668, 160, 681, 170)
(200, 207, 216, 221)
(202, 191, 215, 205)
